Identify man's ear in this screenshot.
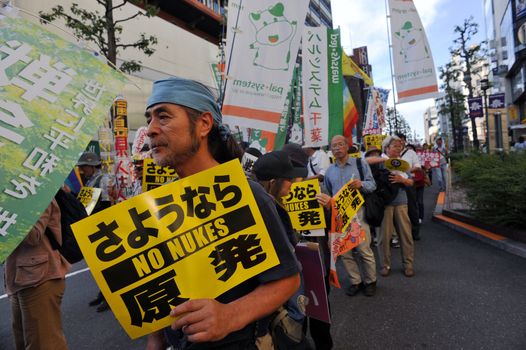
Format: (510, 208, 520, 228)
(197, 111, 214, 138)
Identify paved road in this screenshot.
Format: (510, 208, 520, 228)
(1, 184, 525, 349)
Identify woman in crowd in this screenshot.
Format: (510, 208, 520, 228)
(378, 136, 416, 278)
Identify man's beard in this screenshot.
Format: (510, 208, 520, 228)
(157, 133, 201, 170)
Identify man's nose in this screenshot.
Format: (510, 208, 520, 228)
(146, 118, 159, 137)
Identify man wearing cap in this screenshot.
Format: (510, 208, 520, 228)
(144, 77, 300, 349)
(77, 152, 115, 312)
(280, 143, 309, 169)
(252, 151, 310, 348)
(76, 152, 114, 212)
(321, 135, 378, 297)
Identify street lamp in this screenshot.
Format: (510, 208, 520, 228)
(480, 78, 490, 153)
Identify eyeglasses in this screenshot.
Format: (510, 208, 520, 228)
(331, 142, 346, 149)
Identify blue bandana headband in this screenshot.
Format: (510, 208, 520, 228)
(147, 77, 230, 140)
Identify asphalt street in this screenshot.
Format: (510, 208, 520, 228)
(1, 183, 525, 349)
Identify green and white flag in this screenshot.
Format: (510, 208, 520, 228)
(0, 15, 125, 261)
(222, 0, 310, 133)
(302, 27, 343, 147)
(389, 0, 439, 103)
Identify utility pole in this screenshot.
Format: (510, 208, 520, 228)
(463, 71, 479, 149)
(480, 78, 490, 153)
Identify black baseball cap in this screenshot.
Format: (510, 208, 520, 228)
(253, 151, 308, 181)
(281, 143, 308, 167)
(76, 152, 101, 166)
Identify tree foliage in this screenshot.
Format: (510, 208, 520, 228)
(439, 62, 466, 151)
(39, 0, 158, 73)
(385, 107, 412, 137)
(448, 16, 487, 149)
(454, 152, 526, 228)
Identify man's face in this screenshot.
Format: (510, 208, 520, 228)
(330, 136, 348, 160)
(78, 165, 96, 179)
(437, 138, 442, 146)
(133, 165, 143, 180)
(145, 103, 200, 169)
(278, 178, 293, 198)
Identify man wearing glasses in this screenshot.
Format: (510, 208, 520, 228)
(323, 135, 378, 297)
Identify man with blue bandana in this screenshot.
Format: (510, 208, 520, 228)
(144, 77, 301, 349)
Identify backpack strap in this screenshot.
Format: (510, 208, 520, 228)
(309, 159, 317, 175)
(401, 149, 408, 158)
(356, 158, 364, 181)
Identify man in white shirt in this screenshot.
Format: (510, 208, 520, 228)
(304, 146, 331, 193)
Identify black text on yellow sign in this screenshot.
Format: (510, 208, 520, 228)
(77, 186, 102, 215)
(281, 179, 326, 231)
(71, 159, 279, 339)
(142, 158, 178, 192)
(333, 180, 364, 233)
(364, 134, 387, 151)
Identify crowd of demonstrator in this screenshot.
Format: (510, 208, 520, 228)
(3, 76, 447, 350)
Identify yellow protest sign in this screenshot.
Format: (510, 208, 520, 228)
(349, 152, 361, 158)
(281, 179, 326, 232)
(329, 152, 360, 164)
(364, 134, 387, 151)
(77, 187, 102, 215)
(384, 158, 410, 172)
(71, 159, 279, 339)
(142, 158, 178, 192)
(333, 180, 364, 234)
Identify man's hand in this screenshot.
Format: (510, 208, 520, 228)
(170, 299, 236, 343)
(316, 193, 332, 208)
(169, 274, 300, 344)
(348, 179, 362, 189)
(365, 156, 385, 165)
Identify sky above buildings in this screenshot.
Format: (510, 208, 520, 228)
(332, 0, 487, 140)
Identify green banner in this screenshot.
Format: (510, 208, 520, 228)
(0, 16, 125, 261)
(274, 65, 300, 149)
(327, 28, 343, 140)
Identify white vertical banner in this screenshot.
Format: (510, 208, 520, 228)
(302, 27, 329, 147)
(222, 0, 310, 133)
(389, 0, 439, 103)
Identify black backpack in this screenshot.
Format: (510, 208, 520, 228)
(370, 164, 401, 206)
(45, 188, 88, 264)
(356, 159, 384, 227)
(356, 159, 401, 227)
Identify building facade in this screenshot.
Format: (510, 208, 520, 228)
(484, 0, 526, 145)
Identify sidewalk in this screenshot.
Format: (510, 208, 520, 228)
(432, 168, 526, 259)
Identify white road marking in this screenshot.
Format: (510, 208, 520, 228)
(0, 267, 90, 300)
